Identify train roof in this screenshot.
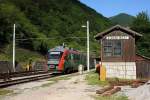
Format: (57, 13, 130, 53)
(48, 46, 68, 52)
(48, 46, 79, 53)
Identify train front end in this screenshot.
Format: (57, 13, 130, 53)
(47, 46, 65, 73)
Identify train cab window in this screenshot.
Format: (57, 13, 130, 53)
(49, 52, 63, 59)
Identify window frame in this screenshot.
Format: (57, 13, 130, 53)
(103, 40, 122, 57)
(103, 40, 113, 57)
(113, 40, 122, 56)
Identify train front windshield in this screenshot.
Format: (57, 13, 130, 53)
(48, 52, 62, 60)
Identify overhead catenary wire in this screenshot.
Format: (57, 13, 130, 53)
(15, 37, 87, 41)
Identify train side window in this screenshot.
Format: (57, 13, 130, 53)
(79, 54, 81, 60)
(71, 53, 73, 60)
(75, 54, 78, 60)
(74, 54, 76, 60)
(78, 54, 80, 60)
(77, 54, 79, 60)
(69, 53, 71, 60)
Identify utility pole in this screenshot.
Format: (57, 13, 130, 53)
(87, 21, 90, 72)
(82, 21, 90, 72)
(13, 24, 16, 72)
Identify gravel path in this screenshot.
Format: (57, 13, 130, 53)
(1, 74, 99, 100)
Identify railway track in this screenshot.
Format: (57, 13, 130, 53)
(9, 71, 50, 77)
(0, 72, 58, 88)
(0, 69, 92, 88)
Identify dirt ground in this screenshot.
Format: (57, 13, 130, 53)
(1, 73, 150, 100)
(1, 74, 100, 100)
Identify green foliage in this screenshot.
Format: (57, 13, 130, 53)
(85, 72, 109, 86)
(0, 0, 112, 61)
(0, 44, 45, 65)
(130, 11, 150, 57)
(0, 2, 47, 53)
(15, 48, 45, 63)
(110, 13, 135, 26)
(131, 11, 150, 33)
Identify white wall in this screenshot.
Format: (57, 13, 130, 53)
(101, 62, 136, 79)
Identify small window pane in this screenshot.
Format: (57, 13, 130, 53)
(114, 40, 121, 56)
(104, 41, 112, 46)
(104, 47, 112, 57)
(104, 52, 112, 57)
(114, 41, 121, 48)
(104, 47, 112, 52)
(114, 48, 121, 56)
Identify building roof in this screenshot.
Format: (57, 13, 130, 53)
(95, 25, 142, 40)
(136, 54, 150, 61)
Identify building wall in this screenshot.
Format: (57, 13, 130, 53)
(102, 62, 136, 79)
(101, 30, 135, 62)
(136, 55, 150, 79)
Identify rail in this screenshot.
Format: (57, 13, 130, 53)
(0, 72, 57, 88)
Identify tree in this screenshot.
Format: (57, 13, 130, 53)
(131, 11, 150, 33)
(131, 11, 150, 57)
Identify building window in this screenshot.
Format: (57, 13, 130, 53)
(114, 40, 121, 56)
(103, 40, 113, 57)
(103, 40, 122, 57)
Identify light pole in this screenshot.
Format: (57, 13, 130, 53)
(13, 24, 16, 72)
(82, 20, 90, 72)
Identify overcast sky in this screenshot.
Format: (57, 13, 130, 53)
(80, 0, 150, 17)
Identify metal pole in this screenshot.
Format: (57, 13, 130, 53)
(87, 21, 90, 72)
(13, 24, 16, 72)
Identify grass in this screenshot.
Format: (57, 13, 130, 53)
(85, 71, 134, 86)
(107, 78, 134, 86)
(0, 89, 13, 96)
(93, 95, 128, 100)
(86, 72, 129, 100)
(85, 71, 109, 86)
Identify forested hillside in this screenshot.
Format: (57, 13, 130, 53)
(1, 0, 149, 63)
(110, 13, 135, 26)
(0, 0, 111, 62)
